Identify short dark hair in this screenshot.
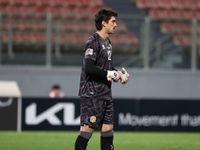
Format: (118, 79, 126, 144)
(95, 9, 118, 31)
(52, 84, 60, 90)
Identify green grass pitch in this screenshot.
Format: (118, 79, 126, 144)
(0, 131, 200, 150)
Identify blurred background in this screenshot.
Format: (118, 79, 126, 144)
(0, 0, 200, 98)
(0, 0, 200, 139)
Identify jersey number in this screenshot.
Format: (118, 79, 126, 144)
(107, 51, 111, 60)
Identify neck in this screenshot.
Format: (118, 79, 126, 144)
(97, 30, 109, 40)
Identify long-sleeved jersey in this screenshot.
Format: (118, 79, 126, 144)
(79, 32, 114, 100)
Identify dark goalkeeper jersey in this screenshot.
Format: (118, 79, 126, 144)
(79, 32, 114, 100)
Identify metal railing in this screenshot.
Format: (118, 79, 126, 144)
(0, 13, 199, 71)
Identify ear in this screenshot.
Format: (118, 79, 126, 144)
(102, 20, 107, 27)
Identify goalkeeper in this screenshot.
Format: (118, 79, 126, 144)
(75, 9, 129, 150)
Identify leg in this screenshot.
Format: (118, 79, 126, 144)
(99, 99, 114, 150)
(75, 124, 94, 150)
(75, 97, 97, 150)
(80, 124, 95, 133)
(99, 124, 113, 132)
(99, 124, 114, 150)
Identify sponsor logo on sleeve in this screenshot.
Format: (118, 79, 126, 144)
(85, 48, 93, 56)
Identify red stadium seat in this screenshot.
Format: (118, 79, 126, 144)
(0, 0, 138, 46)
(182, 25, 192, 33)
(4, 5, 18, 12)
(149, 0, 160, 9)
(33, 6, 46, 19)
(9, 0, 23, 6)
(136, 0, 200, 46)
(0, 0, 9, 6)
(184, 0, 198, 10)
(158, 0, 171, 9)
(38, 22, 46, 30)
(68, 0, 76, 7)
(1, 32, 9, 42)
(19, 6, 33, 12)
(49, 0, 67, 7)
(22, 0, 37, 6)
(45, 7, 58, 13)
(12, 32, 23, 43)
(60, 34, 67, 43)
(161, 10, 172, 18)
(0, 5, 4, 12)
(1, 22, 8, 30)
(36, 0, 48, 7)
(72, 24, 80, 32)
(197, 0, 200, 10)
(87, 7, 99, 14)
(3, 6, 19, 19)
(67, 34, 76, 43)
(24, 22, 33, 31)
(27, 32, 46, 43)
(59, 8, 76, 20)
(59, 0, 69, 7)
(89, 0, 104, 8)
(12, 22, 22, 31)
(81, 0, 90, 7)
(59, 23, 70, 31)
(149, 9, 200, 19)
(34, 6, 45, 13)
(161, 21, 195, 34)
(173, 34, 196, 46)
(171, 0, 185, 9)
(74, 7, 86, 14)
(136, 0, 160, 9)
(149, 9, 162, 18)
(78, 23, 95, 33)
(18, 6, 34, 19)
(181, 10, 197, 19)
(136, 0, 146, 9)
(110, 34, 139, 45)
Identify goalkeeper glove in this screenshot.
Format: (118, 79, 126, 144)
(120, 68, 129, 84)
(107, 70, 121, 82)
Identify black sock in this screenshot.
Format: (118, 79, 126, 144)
(75, 135, 89, 150)
(101, 136, 114, 150)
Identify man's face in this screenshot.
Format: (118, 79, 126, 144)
(104, 16, 117, 34)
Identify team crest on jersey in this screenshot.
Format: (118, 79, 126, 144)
(85, 48, 93, 56)
(90, 116, 96, 123)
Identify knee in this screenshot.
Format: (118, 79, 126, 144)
(80, 124, 94, 133)
(101, 125, 113, 132)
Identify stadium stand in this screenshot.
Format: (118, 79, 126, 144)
(0, 0, 139, 51)
(136, 0, 199, 46)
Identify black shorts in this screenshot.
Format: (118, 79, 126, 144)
(80, 97, 114, 127)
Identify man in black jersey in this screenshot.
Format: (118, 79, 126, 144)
(75, 9, 129, 150)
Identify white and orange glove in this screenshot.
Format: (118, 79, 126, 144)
(120, 68, 129, 84)
(107, 70, 121, 82)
